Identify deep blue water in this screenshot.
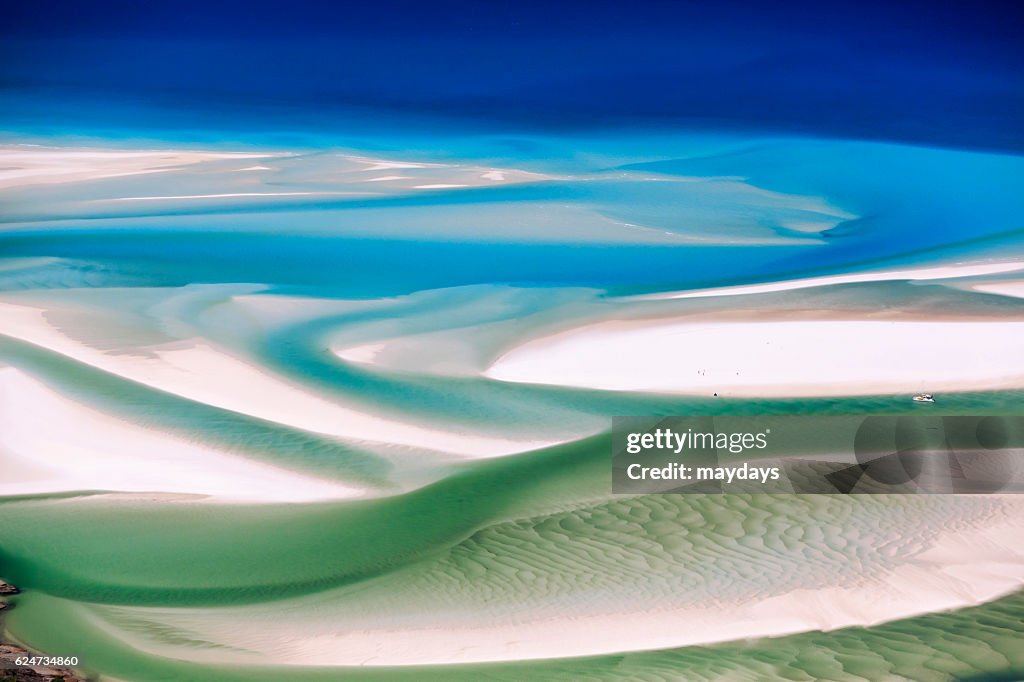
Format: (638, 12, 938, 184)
(2, 0, 1023, 152)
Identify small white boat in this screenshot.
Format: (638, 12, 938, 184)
(912, 393, 935, 403)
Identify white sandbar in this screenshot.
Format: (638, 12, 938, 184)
(636, 261, 1024, 300)
(0, 368, 360, 502)
(486, 318, 1024, 397)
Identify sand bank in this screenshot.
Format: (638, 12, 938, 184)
(0, 368, 359, 502)
(98, 191, 372, 201)
(635, 260, 1024, 301)
(0, 145, 546, 196)
(486, 318, 1024, 397)
(967, 279, 1024, 300)
(0, 300, 555, 457)
(0, 145, 275, 190)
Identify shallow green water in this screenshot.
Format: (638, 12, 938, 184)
(11, 590, 1017, 681)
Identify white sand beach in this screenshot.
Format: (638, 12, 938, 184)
(486, 318, 1024, 396)
(0, 368, 359, 502)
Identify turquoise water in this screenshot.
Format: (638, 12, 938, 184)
(6, 138, 1024, 298)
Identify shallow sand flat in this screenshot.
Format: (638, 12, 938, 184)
(57, 494, 1024, 666)
(0, 145, 550, 226)
(634, 260, 1024, 300)
(328, 271, 1024, 381)
(485, 318, 1024, 397)
(967, 279, 1024, 300)
(0, 299, 561, 458)
(328, 285, 602, 377)
(98, 191, 375, 201)
(0, 368, 359, 502)
(8, 588, 1023, 681)
(2, 143, 863, 247)
(0, 145, 543, 194)
(334, 152, 547, 189)
(1, 134, 1022, 681)
(0, 146, 277, 190)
